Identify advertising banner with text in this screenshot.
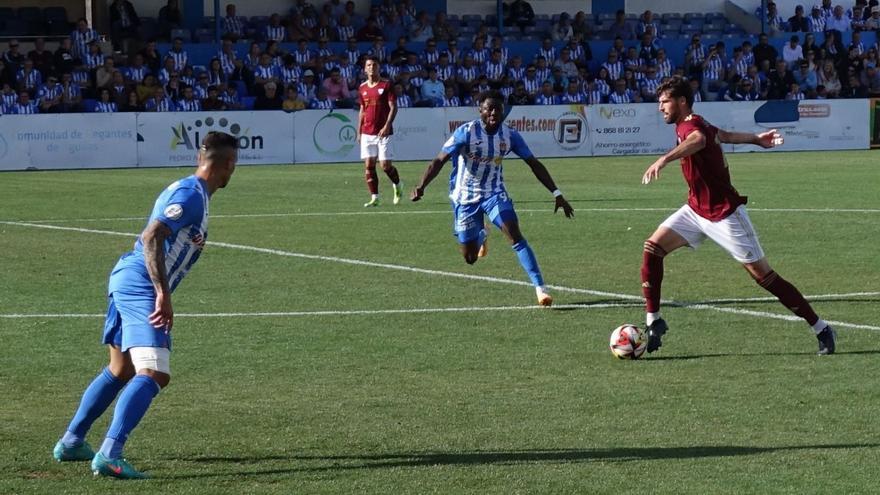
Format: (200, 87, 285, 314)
(136, 111, 294, 167)
(443, 104, 593, 158)
(0, 113, 137, 170)
(292, 108, 445, 164)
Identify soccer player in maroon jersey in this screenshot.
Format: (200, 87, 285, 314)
(357, 55, 403, 207)
(640, 76, 836, 355)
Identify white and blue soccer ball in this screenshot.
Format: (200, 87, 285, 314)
(609, 324, 647, 360)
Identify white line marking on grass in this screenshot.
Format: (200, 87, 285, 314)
(2, 220, 878, 331)
(698, 292, 880, 304)
(0, 302, 644, 320)
(10, 207, 880, 224)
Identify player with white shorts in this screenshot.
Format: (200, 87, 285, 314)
(639, 76, 835, 355)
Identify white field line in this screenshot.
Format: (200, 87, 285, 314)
(8, 206, 880, 224)
(0, 302, 644, 319)
(2, 220, 878, 331)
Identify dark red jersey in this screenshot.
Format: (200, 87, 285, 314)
(675, 114, 747, 221)
(358, 79, 395, 136)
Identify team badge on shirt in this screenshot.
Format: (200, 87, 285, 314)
(164, 204, 184, 220)
(378, 88, 384, 94)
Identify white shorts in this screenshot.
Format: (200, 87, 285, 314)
(360, 133, 393, 160)
(129, 346, 171, 374)
(660, 204, 765, 263)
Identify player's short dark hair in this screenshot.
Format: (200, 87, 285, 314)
(656, 75, 694, 107)
(477, 89, 504, 106)
(363, 55, 379, 66)
(200, 132, 238, 161)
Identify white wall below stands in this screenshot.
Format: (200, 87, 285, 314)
(0, 100, 869, 171)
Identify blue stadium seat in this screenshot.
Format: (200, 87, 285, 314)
(683, 12, 705, 22)
(723, 23, 742, 34)
(662, 13, 682, 21)
(664, 19, 683, 32)
(171, 28, 191, 41)
(249, 16, 269, 26)
(447, 14, 459, 23)
(241, 96, 255, 110)
(597, 13, 616, 22)
(1, 18, 28, 36)
(234, 80, 248, 97)
(83, 99, 97, 112)
(701, 33, 719, 41)
(533, 14, 550, 20)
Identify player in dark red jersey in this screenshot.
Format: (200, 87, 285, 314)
(640, 76, 835, 355)
(357, 55, 402, 207)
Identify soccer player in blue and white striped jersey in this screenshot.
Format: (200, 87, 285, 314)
(52, 131, 238, 479)
(411, 90, 574, 306)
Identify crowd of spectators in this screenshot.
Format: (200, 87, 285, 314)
(1, 0, 879, 115)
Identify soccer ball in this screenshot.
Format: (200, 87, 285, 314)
(609, 324, 647, 360)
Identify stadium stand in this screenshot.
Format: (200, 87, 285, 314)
(0, 1, 878, 114)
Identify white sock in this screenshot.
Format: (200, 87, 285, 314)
(646, 312, 661, 326)
(812, 319, 829, 334)
(371, 193, 378, 200)
(536, 285, 548, 294)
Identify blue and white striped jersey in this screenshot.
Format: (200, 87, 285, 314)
(109, 176, 210, 295)
(177, 98, 201, 111)
(443, 120, 534, 205)
(95, 101, 118, 112)
(167, 49, 188, 71)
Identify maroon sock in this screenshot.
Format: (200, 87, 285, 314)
(757, 271, 819, 325)
(641, 240, 666, 313)
(383, 164, 400, 185)
(365, 167, 378, 195)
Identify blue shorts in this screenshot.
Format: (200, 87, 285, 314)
(102, 290, 171, 352)
(452, 192, 518, 244)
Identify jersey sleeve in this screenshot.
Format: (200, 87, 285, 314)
(441, 123, 469, 155)
(385, 81, 396, 104)
(509, 129, 534, 159)
(155, 187, 204, 236)
(677, 117, 707, 141)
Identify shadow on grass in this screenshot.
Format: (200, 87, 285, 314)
(164, 443, 880, 479)
(647, 349, 880, 361)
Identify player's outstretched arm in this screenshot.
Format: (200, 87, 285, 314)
(717, 128, 783, 148)
(642, 131, 706, 184)
(411, 152, 450, 201)
(141, 220, 174, 330)
(523, 156, 574, 218)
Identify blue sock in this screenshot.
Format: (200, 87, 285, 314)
(62, 367, 125, 447)
(512, 239, 544, 287)
(99, 374, 160, 459)
(478, 228, 487, 246)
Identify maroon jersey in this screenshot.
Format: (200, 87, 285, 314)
(358, 79, 395, 136)
(675, 114, 747, 221)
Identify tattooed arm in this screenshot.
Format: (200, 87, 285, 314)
(141, 220, 174, 330)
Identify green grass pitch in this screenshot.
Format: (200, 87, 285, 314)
(0, 150, 878, 494)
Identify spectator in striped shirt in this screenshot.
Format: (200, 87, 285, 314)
(689, 77, 704, 102)
(59, 72, 83, 111)
(608, 78, 638, 103)
(16, 59, 42, 93)
(279, 55, 301, 87)
(763, 2, 785, 34)
(342, 37, 361, 66)
(786, 81, 805, 100)
(654, 48, 674, 78)
(728, 47, 750, 80)
(95, 88, 118, 112)
(223, 3, 246, 40)
(193, 73, 210, 100)
(484, 50, 506, 84)
(125, 54, 149, 84)
(71, 18, 99, 61)
(601, 50, 624, 82)
(444, 39, 461, 66)
(637, 10, 661, 38)
(264, 14, 287, 42)
(254, 53, 280, 89)
(639, 66, 662, 102)
(808, 6, 826, 32)
(308, 86, 334, 109)
(536, 37, 557, 65)
(336, 15, 356, 42)
(11, 90, 39, 114)
(145, 86, 174, 111)
(534, 56, 551, 82)
(368, 37, 387, 63)
(584, 78, 604, 104)
(700, 44, 726, 98)
(522, 65, 542, 95)
(220, 83, 242, 109)
(37, 75, 63, 113)
(435, 53, 456, 82)
(623, 47, 645, 75)
(553, 48, 579, 79)
(684, 35, 706, 76)
(0, 83, 16, 111)
(468, 37, 490, 65)
(534, 81, 558, 105)
(167, 37, 188, 72)
(422, 39, 442, 66)
(456, 55, 479, 94)
(560, 80, 585, 103)
(158, 57, 177, 85)
(393, 82, 412, 107)
(177, 86, 201, 111)
(638, 31, 660, 64)
(507, 55, 526, 81)
(83, 41, 105, 70)
(441, 84, 460, 107)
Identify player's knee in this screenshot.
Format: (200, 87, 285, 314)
(108, 363, 136, 383)
(380, 161, 393, 171)
(128, 346, 171, 388)
(644, 239, 667, 258)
